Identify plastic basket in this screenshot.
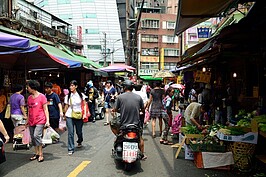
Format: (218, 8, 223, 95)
(228, 142, 256, 172)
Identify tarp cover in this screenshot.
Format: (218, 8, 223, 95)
(0, 32, 30, 49)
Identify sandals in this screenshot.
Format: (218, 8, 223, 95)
(152, 134, 156, 138)
(140, 154, 148, 160)
(38, 156, 44, 162)
(159, 139, 164, 144)
(30, 154, 39, 161)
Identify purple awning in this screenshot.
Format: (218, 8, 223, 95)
(0, 32, 30, 49)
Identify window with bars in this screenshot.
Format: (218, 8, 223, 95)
(140, 63, 159, 70)
(164, 48, 179, 56)
(164, 63, 176, 70)
(141, 48, 159, 56)
(141, 19, 160, 29)
(167, 21, 175, 29)
(141, 35, 158, 43)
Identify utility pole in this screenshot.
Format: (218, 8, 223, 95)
(103, 32, 107, 67)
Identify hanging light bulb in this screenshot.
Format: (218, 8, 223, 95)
(35, 72, 37, 75)
(202, 67, 206, 72)
(57, 73, 60, 77)
(49, 73, 52, 77)
(233, 73, 237, 78)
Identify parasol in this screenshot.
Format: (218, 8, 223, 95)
(170, 83, 185, 90)
(152, 70, 175, 78)
(99, 64, 136, 72)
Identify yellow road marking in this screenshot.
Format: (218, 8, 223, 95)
(67, 161, 91, 177)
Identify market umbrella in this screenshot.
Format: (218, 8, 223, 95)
(99, 64, 136, 72)
(170, 83, 185, 90)
(152, 70, 175, 78)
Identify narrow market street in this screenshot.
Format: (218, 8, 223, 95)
(0, 111, 252, 177)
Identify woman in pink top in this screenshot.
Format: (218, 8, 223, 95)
(27, 80, 49, 162)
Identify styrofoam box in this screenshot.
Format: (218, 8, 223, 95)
(216, 131, 258, 144)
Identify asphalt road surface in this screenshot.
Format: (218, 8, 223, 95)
(0, 115, 253, 177)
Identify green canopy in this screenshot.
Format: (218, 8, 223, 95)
(139, 75, 163, 81)
(59, 44, 102, 69)
(30, 40, 78, 61)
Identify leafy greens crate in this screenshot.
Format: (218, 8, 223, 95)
(190, 142, 226, 152)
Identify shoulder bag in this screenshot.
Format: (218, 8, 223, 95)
(70, 98, 82, 119)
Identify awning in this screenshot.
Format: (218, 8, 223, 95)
(139, 75, 162, 81)
(30, 40, 82, 68)
(59, 44, 103, 69)
(0, 32, 30, 49)
(175, 0, 236, 36)
(0, 45, 71, 69)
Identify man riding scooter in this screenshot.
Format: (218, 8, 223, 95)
(111, 80, 147, 160)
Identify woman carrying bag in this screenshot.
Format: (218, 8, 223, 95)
(64, 80, 87, 155)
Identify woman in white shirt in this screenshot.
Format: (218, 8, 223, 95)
(64, 80, 87, 155)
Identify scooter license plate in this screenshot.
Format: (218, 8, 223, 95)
(122, 142, 138, 163)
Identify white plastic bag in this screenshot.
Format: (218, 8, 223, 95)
(59, 117, 67, 132)
(42, 127, 60, 144)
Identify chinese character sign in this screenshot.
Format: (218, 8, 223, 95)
(197, 27, 212, 38)
(77, 26, 82, 44)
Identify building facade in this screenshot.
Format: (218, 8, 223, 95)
(137, 12, 179, 76)
(35, 0, 125, 66)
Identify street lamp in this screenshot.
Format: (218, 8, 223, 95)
(111, 39, 122, 64)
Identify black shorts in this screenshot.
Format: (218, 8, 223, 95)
(50, 118, 59, 129)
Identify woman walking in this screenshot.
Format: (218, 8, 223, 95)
(27, 80, 49, 162)
(64, 80, 86, 155)
(147, 82, 165, 138)
(160, 87, 174, 145)
(102, 80, 117, 126)
(10, 84, 27, 127)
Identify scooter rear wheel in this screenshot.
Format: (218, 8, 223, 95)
(124, 163, 132, 171)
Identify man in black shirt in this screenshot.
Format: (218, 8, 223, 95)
(111, 80, 146, 159)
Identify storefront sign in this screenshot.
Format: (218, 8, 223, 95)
(194, 70, 211, 83)
(140, 56, 159, 62)
(139, 69, 159, 76)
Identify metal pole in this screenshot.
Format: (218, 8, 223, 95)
(103, 32, 107, 66)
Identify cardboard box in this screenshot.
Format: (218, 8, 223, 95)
(194, 152, 233, 170)
(217, 131, 258, 144)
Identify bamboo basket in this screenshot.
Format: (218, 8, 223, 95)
(228, 142, 256, 172)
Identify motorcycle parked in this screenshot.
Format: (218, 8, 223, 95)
(112, 124, 142, 171)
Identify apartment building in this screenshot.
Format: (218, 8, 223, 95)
(34, 0, 125, 65)
(137, 11, 179, 77)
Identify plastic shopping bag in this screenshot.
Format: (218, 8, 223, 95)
(144, 110, 150, 124)
(22, 127, 31, 145)
(42, 127, 60, 144)
(59, 117, 67, 132)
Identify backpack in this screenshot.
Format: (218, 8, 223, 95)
(171, 113, 183, 134)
